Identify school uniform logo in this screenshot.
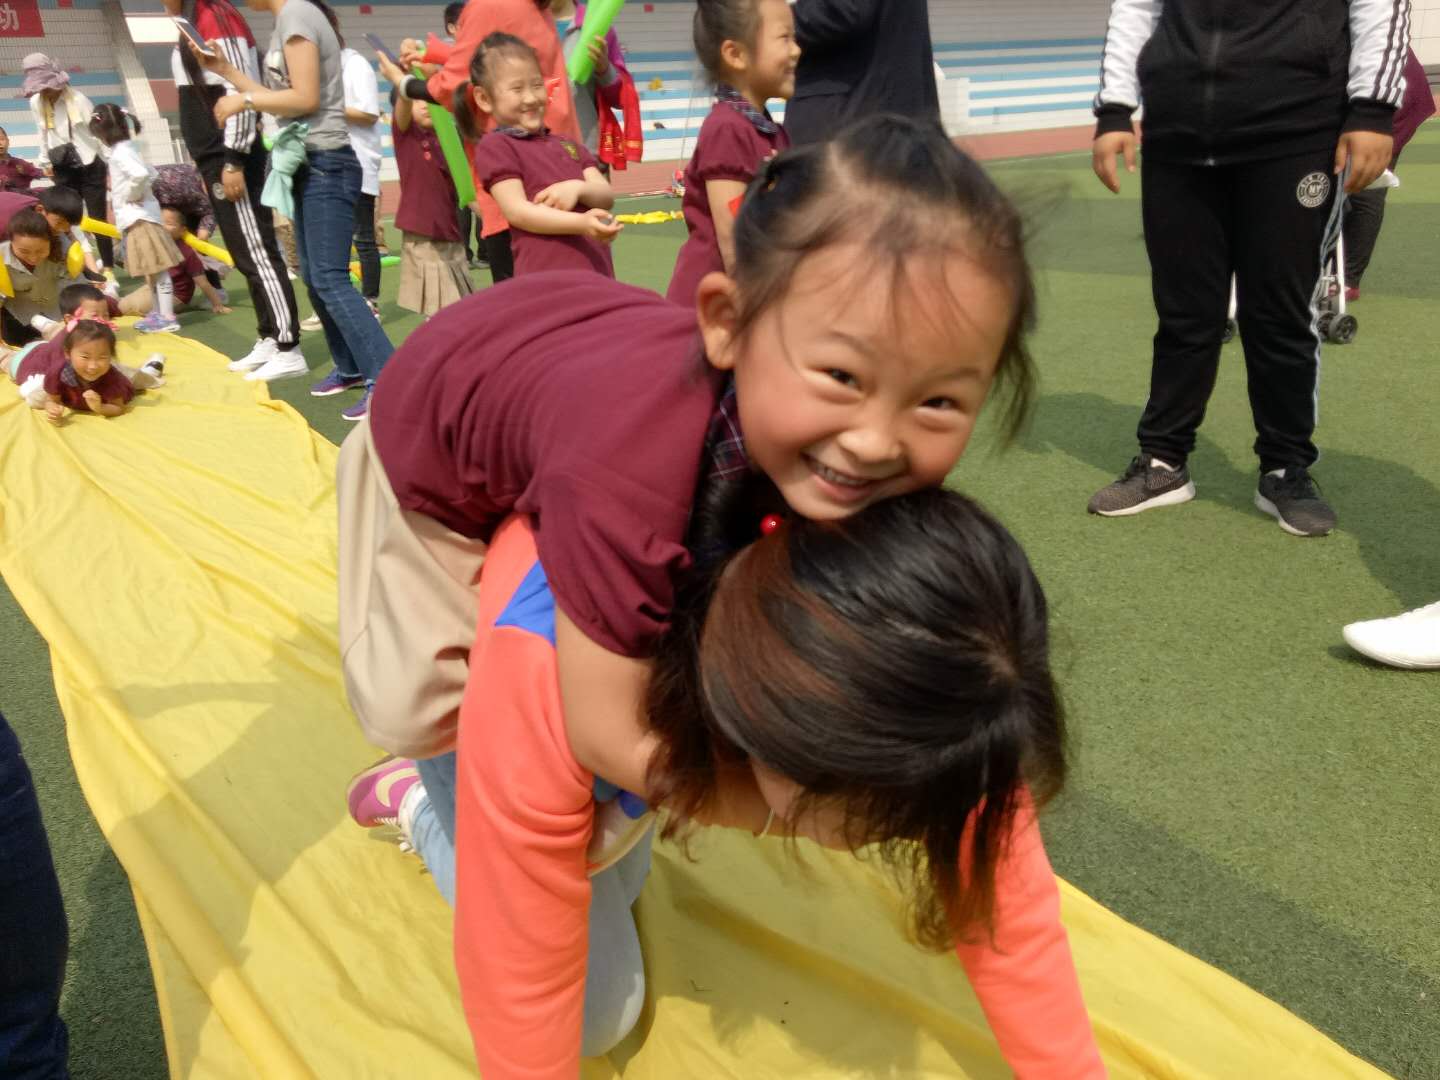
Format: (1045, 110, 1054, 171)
(562, 141, 579, 161)
(1296, 172, 1331, 209)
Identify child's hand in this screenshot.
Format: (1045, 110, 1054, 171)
(81, 389, 102, 412)
(399, 38, 426, 67)
(377, 52, 407, 87)
(581, 208, 623, 245)
(45, 400, 66, 424)
(534, 180, 585, 211)
(211, 302, 233, 315)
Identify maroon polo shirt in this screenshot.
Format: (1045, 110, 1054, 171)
(472, 129, 613, 278)
(169, 239, 204, 305)
(394, 121, 463, 242)
(666, 102, 789, 308)
(43, 358, 134, 411)
(369, 272, 723, 657)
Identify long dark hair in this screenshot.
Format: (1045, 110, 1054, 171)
(646, 488, 1069, 949)
(176, 0, 251, 106)
(88, 103, 139, 148)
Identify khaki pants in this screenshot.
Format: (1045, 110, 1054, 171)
(336, 418, 487, 758)
(273, 212, 299, 271)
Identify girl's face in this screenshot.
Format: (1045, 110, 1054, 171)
(743, 0, 800, 102)
(69, 338, 113, 383)
(473, 54, 547, 134)
(412, 100, 435, 131)
(11, 234, 51, 267)
(0, 130, 10, 155)
(701, 243, 1014, 522)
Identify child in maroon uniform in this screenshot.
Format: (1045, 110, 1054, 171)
(465, 33, 621, 278)
(666, 0, 797, 307)
(119, 208, 231, 318)
(392, 93, 474, 317)
(15, 320, 131, 424)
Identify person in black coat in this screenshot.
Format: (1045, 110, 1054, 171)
(784, 0, 939, 146)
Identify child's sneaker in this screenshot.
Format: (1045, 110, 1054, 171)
(136, 312, 181, 334)
(346, 756, 421, 828)
(1255, 467, 1335, 537)
(1088, 456, 1195, 516)
(134, 354, 166, 389)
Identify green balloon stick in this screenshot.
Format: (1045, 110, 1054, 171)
(414, 65, 478, 208)
(566, 0, 626, 85)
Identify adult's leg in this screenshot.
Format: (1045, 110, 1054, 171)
(1231, 149, 1340, 472)
(1135, 156, 1234, 468)
(0, 711, 70, 1079)
(199, 146, 300, 351)
(1341, 187, 1386, 287)
(485, 230, 514, 284)
(352, 192, 381, 302)
(295, 150, 394, 384)
(79, 159, 112, 268)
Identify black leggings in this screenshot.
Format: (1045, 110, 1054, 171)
(485, 230, 513, 283)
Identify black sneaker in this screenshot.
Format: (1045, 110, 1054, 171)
(1255, 467, 1336, 537)
(1087, 456, 1196, 516)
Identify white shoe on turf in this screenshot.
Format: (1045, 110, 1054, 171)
(1342, 600, 1440, 670)
(245, 349, 308, 383)
(229, 338, 277, 372)
(300, 314, 322, 332)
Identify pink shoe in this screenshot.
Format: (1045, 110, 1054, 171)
(1344, 286, 1360, 303)
(346, 756, 421, 828)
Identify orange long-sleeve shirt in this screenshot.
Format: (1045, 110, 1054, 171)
(453, 515, 1105, 1079)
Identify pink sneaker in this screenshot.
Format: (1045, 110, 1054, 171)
(346, 756, 421, 828)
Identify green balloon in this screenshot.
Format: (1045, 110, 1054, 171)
(415, 66, 478, 209)
(566, 0, 626, 85)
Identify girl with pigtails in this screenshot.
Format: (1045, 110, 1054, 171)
(339, 115, 1107, 1076)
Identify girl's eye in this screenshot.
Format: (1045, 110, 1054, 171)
(922, 396, 959, 411)
(826, 369, 858, 388)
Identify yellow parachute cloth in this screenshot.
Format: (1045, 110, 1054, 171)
(0, 330, 1389, 1079)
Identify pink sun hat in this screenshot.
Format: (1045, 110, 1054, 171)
(19, 53, 70, 98)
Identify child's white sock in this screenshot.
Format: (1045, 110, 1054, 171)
(396, 781, 427, 846)
(153, 274, 175, 321)
(1150, 457, 1177, 472)
(1267, 468, 1286, 478)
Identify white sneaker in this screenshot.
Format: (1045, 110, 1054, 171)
(244, 349, 308, 383)
(300, 314, 322, 332)
(1342, 600, 1440, 669)
(229, 338, 277, 372)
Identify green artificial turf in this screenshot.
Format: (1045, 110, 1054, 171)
(4, 134, 1439, 1078)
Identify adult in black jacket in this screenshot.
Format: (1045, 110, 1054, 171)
(163, 0, 300, 374)
(784, 0, 939, 146)
(1086, 0, 1409, 537)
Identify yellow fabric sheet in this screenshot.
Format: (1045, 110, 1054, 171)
(0, 332, 1390, 1079)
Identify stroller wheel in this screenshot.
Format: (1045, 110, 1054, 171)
(1222, 318, 1238, 344)
(1317, 312, 1335, 341)
(1329, 313, 1358, 345)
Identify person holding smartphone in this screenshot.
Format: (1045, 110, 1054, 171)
(164, 0, 302, 377)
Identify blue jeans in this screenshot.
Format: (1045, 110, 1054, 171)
(292, 147, 394, 383)
(411, 751, 650, 1057)
(0, 712, 70, 1079)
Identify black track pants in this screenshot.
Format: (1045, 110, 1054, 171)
(1137, 149, 1343, 473)
(199, 141, 301, 349)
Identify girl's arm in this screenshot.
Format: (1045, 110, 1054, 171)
(199, 36, 321, 118)
(531, 168, 615, 212)
(113, 148, 151, 205)
(489, 178, 620, 241)
(393, 94, 414, 134)
(43, 393, 65, 423)
(952, 805, 1106, 1078)
(578, 166, 614, 210)
(705, 178, 748, 273)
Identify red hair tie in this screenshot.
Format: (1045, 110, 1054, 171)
(759, 514, 782, 537)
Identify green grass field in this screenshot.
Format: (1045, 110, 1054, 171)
(4, 132, 1439, 1078)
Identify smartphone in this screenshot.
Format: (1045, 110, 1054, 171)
(172, 15, 216, 59)
(364, 33, 403, 68)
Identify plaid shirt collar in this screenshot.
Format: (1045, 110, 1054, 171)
(493, 125, 549, 139)
(702, 379, 748, 480)
(716, 84, 779, 135)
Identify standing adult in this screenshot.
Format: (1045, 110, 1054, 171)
(164, 0, 302, 374)
(21, 53, 112, 267)
(387, 0, 579, 284)
(782, 0, 938, 146)
(1087, 0, 1408, 537)
(339, 32, 385, 315)
(198, 0, 396, 419)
